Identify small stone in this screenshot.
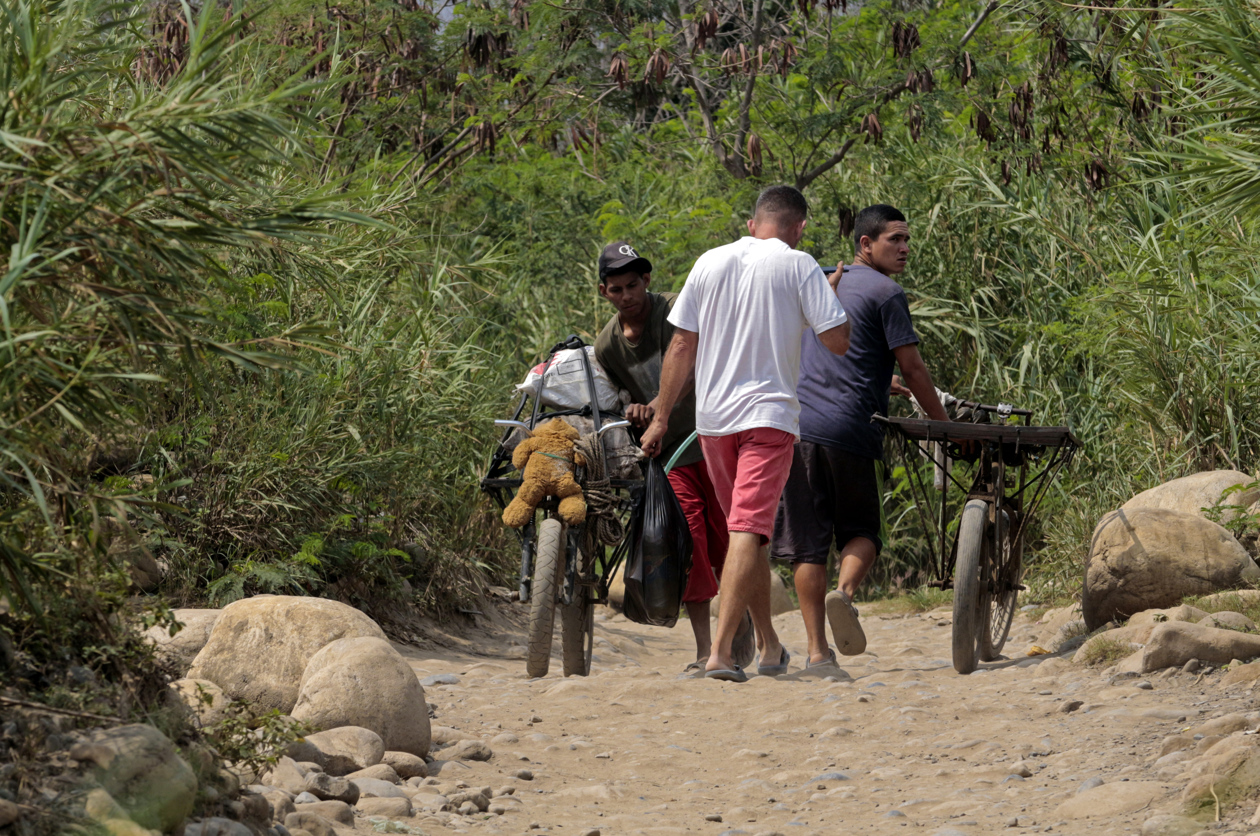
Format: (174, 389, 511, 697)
(1011, 761, 1034, 778)
(884, 810, 907, 818)
(356, 796, 413, 818)
(493, 787, 516, 798)
(293, 792, 319, 804)
(420, 674, 461, 687)
(1183, 659, 1202, 673)
(1077, 777, 1104, 794)
(303, 773, 358, 805)
(530, 715, 543, 723)
(448, 740, 493, 762)
(1135, 680, 1154, 690)
(293, 800, 354, 826)
(1058, 700, 1083, 714)
(513, 769, 534, 781)
(579, 830, 601, 836)
(381, 751, 428, 780)
(1006, 818, 1019, 828)
(706, 814, 723, 822)
(458, 801, 478, 815)
(595, 752, 611, 759)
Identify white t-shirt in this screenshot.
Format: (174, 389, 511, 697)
(668, 236, 848, 437)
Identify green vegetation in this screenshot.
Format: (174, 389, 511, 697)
(1077, 635, 1135, 667)
(4, 0, 1260, 776)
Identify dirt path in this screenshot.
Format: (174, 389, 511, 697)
(385, 602, 1260, 836)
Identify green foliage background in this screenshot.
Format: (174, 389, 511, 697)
(3, 0, 1260, 667)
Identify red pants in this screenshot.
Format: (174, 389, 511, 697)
(667, 460, 729, 603)
(699, 428, 796, 543)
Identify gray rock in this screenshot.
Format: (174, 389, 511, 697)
(300, 727, 385, 776)
(144, 609, 222, 673)
(447, 790, 489, 812)
(381, 751, 427, 780)
(292, 637, 431, 757)
(303, 773, 359, 805)
(447, 740, 493, 762)
(188, 595, 387, 713)
(69, 724, 198, 832)
(512, 769, 534, 781)
(1141, 814, 1205, 836)
(808, 772, 850, 783)
(356, 796, 413, 817)
(284, 812, 337, 836)
(183, 818, 253, 836)
(1078, 777, 1104, 794)
(352, 777, 407, 799)
(346, 764, 401, 785)
(1059, 700, 1084, 713)
(420, 674, 461, 686)
(1135, 680, 1154, 690)
(1132, 622, 1260, 673)
(292, 800, 353, 826)
(292, 792, 319, 805)
(263, 791, 296, 822)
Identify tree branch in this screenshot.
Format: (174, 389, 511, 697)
(732, 0, 766, 179)
(960, 0, 999, 48)
(795, 137, 856, 190)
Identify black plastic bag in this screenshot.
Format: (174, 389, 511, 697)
(622, 458, 693, 627)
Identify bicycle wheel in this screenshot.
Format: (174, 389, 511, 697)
(561, 530, 595, 677)
(952, 499, 990, 675)
(979, 511, 1021, 662)
(526, 518, 565, 678)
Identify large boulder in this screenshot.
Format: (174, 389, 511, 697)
(69, 725, 198, 831)
(1123, 470, 1260, 525)
(145, 609, 221, 673)
(187, 596, 386, 712)
(291, 637, 430, 757)
(1082, 509, 1259, 629)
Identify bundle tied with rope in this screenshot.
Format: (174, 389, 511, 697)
(575, 432, 625, 547)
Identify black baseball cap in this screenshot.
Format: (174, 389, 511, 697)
(598, 241, 653, 281)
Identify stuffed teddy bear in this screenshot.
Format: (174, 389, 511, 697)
(502, 418, 588, 528)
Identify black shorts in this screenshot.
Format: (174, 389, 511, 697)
(770, 441, 883, 565)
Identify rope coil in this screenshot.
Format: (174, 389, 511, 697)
(575, 432, 625, 547)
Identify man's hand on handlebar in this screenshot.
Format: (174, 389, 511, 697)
(890, 374, 912, 398)
(625, 401, 656, 428)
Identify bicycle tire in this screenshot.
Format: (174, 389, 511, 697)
(561, 530, 595, 677)
(952, 499, 989, 675)
(526, 518, 565, 678)
(980, 512, 1021, 662)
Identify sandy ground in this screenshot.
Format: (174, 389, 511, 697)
(382, 601, 1260, 836)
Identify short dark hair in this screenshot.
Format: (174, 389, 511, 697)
(753, 185, 809, 226)
(853, 204, 906, 251)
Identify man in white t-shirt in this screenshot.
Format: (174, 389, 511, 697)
(640, 185, 851, 682)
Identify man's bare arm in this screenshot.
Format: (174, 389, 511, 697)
(817, 321, 851, 356)
(892, 343, 949, 421)
(639, 328, 698, 458)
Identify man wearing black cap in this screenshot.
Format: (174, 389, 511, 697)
(594, 241, 754, 674)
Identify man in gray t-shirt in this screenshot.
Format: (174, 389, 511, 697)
(771, 204, 952, 667)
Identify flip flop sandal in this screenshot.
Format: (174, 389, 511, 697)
(682, 660, 707, 677)
(704, 665, 749, 683)
(757, 646, 791, 677)
(805, 649, 839, 669)
(826, 590, 868, 656)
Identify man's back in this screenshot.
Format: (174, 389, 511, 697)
(797, 263, 919, 459)
(670, 237, 847, 438)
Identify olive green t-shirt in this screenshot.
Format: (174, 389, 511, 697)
(594, 292, 702, 469)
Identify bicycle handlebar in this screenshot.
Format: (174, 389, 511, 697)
(956, 399, 1034, 418)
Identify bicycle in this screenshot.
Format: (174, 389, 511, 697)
(874, 400, 1081, 674)
(480, 336, 642, 678)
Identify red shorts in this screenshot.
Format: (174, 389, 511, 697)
(667, 461, 729, 603)
(698, 428, 797, 543)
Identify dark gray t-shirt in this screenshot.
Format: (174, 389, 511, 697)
(797, 264, 919, 459)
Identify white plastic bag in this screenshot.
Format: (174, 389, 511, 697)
(515, 346, 623, 411)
